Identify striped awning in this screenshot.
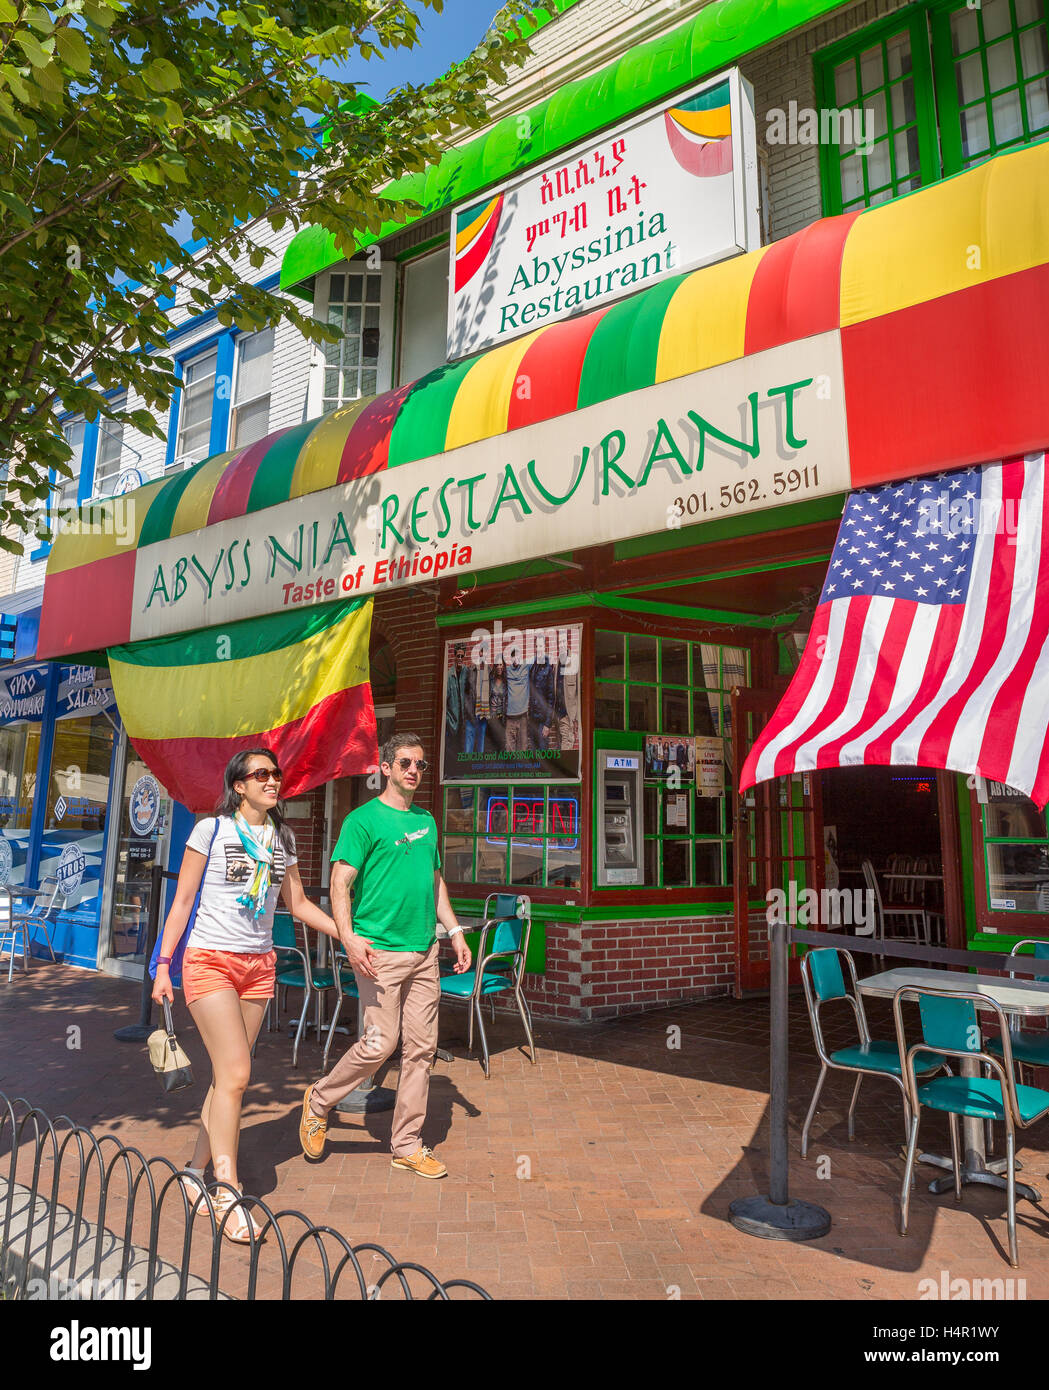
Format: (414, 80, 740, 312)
(38, 140, 1049, 659)
(280, 0, 857, 293)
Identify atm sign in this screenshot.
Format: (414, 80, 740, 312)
(486, 795, 579, 848)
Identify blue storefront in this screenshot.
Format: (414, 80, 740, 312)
(0, 608, 191, 972)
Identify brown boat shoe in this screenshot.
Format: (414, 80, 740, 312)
(300, 1084, 327, 1161)
(390, 1146, 447, 1179)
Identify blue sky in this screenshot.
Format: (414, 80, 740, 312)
(323, 1, 506, 99)
(169, 3, 506, 247)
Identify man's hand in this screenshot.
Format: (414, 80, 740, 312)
(343, 933, 379, 980)
(452, 933, 472, 974)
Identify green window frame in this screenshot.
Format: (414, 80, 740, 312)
(979, 791, 1049, 918)
(816, 8, 940, 215)
(816, 0, 1049, 214)
(931, 0, 1049, 171)
(442, 783, 582, 891)
(594, 631, 748, 889)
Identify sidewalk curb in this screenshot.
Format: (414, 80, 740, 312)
(0, 1176, 231, 1300)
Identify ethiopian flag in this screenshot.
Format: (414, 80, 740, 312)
(108, 599, 377, 812)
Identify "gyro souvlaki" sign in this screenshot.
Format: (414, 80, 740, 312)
(132, 332, 849, 642)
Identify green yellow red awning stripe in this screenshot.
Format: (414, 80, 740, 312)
(39, 141, 1049, 659)
(108, 598, 376, 811)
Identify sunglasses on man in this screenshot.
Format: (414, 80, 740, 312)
(391, 757, 428, 771)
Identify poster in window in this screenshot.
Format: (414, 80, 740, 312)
(441, 623, 582, 782)
(695, 736, 725, 797)
(643, 734, 695, 781)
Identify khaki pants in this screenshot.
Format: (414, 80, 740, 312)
(311, 942, 440, 1157)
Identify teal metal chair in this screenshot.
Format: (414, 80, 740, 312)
(439, 892, 536, 1078)
(272, 914, 341, 1067)
(325, 942, 360, 1072)
(985, 939, 1049, 1082)
(800, 947, 945, 1157)
(894, 984, 1049, 1267)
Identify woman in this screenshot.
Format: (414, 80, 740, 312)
(487, 660, 508, 752)
(152, 748, 337, 1242)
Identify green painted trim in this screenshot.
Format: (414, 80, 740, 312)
(613, 493, 848, 559)
(449, 895, 753, 922)
(436, 591, 598, 627)
(280, 0, 858, 289)
(957, 776, 979, 938)
(597, 593, 793, 630)
(456, 556, 568, 588)
(617, 553, 832, 596)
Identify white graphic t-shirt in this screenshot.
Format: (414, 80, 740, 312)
(184, 815, 296, 954)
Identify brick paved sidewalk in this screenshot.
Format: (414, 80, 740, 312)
(3, 962, 1049, 1299)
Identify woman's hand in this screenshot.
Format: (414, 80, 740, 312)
(152, 965, 174, 1005)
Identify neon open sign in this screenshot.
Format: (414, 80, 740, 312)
(486, 795, 579, 849)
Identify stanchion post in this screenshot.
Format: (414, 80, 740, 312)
(114, 864, 165, 1043)
(728, 903, 831, 1241)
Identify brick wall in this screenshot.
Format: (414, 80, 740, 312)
(284, 785, 328, 892)
(504, 915, 747, 1022)
(371, 585, 442, 815)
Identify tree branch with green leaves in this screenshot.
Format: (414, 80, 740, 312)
(0, 0, 535, 549)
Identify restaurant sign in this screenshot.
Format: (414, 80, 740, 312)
(0, 664, 116, 725)
(447, 68, 759, 359)
(131, 333, 850, 642)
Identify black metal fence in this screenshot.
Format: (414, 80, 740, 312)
(0, 1092, 490, 1300)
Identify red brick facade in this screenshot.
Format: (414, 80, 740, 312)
(507, 916, 743, 1022)
(372, 586, 442, 816)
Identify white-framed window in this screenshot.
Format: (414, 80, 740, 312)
(173, 345, 218, 468)
(311, 262, 395, 414)
(229, 327, 274, 450)
(398, 249, 450, 385)
(92, 393, 127, 497)
(55, 416, 86, 512)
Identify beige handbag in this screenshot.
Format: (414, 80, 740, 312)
(147, 999, 195, 1093)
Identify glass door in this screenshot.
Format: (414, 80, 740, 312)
(731, 688, 824, 997)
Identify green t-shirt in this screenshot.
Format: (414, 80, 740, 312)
(331, 798, 441, 952)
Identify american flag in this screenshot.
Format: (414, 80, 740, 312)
(740, 455, 1049, 807)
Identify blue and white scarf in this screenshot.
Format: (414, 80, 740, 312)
(232, 813, 276, 919)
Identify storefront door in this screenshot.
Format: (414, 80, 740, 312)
(731, 687, 824, 997)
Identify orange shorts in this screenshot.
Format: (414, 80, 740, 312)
(182, 947, 277, 1005)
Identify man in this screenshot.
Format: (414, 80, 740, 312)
(444, 645, 467, 771)
(527, 637, 556, 750)
(553, 632, 580, 755)
(504, 655, 531, 752)
(299, 733, 471, 1178)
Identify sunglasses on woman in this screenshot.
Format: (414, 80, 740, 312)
(242, 767, 283, 784)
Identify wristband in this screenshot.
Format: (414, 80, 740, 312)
(156, 956, 173, 966)
(446, 925, 463, 937)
